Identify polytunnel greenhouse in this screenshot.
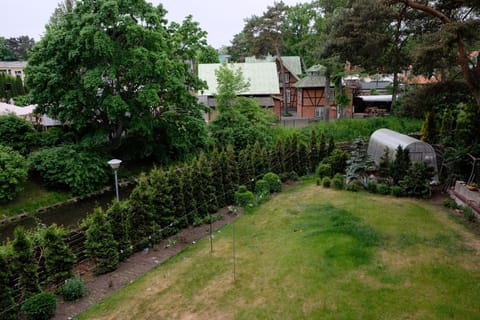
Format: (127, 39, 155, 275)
(367, 128, 438, 181)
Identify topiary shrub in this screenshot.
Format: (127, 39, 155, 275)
(61, 277, 86, 301)
(263, 172, 282, 193)
(332, 173, 344, 190)
(255, 179, 270, 195)
(21, 292, 56, 320)
(316, 163, 332, 178)
(367, 181, 377, 194)
(322, 176, 331, 188)
(391, 186, 404, 197)
(345, 182, 360, 192)
(377, 183, 390, 195)
(234, 185, 255, 208)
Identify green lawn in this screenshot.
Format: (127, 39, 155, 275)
(78, 180, 480, 319)
(0, 181, 71, 218)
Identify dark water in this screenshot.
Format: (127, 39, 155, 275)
(0, 186, 132, 244)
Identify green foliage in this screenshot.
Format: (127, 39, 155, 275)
(390, 146, 410, 185)
(345, 182, 360, 192)
(221, 145, 239, 205)
(322, 176, 331, 188)
(61, 277, 86, 301)
(400, 162, 434, 199)
(180, 164, 198, 225)
(323, 148, 349, 176)
(377, 183, 390, 195)
(237, 146, 255, 190)
(0, 144, 28, 203)
(21, 292, 56, 320)
(0, 72, 28, 100)
(263, 172, 282, 193)
(84, 208, 119, 275)
(0, 253, 16, 320)
(420, 112, 437, 144)
(12, 227, 41, 301)
(442, 198, 458, 209)
(316, 163, 332, 178)
(210, 148, 226, 208)
(0, 115, 38, 155)
(345, 139, 374, 186)
(234, 185, 255, 208)
(461, 206, 476, 223)
(26, 0, 209, 162)
(106, 201, 132, 261)
(28, 145, 109, 195)
(332, 173, 345, 190)
(167, 167, 188, 229)
(42, 224, 76, 285)
(128, 173, 155, 248)
(214, 62, 250, 111)
(390, 186, 404, 197)
(193, 153, 218, 217)
(255, 179, 270, 195)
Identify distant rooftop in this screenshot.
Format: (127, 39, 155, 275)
(0, 61, 27, 68)
(245, 55, 303, 77)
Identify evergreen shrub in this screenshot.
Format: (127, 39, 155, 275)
(62, 277, 86, 301)
(316, 163, 332, 178)
(345, 182, 360, 192)
(377, 183, 390, 195)
(322, 177, 331, 188)
(391, 186, 404, 197)
(21, 292, 56, 320)
(332, 173, 344, 190)
(367, 181, 377, 193)
(442, 198, 458, 209)
(461, 206, 476, 222)
(234, 185, 255, 208)
(263, 172, 282, 193)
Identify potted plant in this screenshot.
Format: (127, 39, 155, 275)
(467, 183, 478, 191)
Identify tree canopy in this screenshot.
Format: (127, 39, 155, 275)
(25, 0, 210, 161)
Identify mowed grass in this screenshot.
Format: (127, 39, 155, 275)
(78, 181, 480, 320)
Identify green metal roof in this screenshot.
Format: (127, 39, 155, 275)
(198, 63, 280, 96)
(293, 75, 332, 88)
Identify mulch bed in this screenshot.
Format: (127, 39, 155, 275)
(53, 209, 240, 320)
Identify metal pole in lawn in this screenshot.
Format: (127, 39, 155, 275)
(232, 219, 236, 282)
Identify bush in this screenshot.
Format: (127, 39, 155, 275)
(21, 292, 56, 320)
(332, 173, 344, 190)
(316, 163, 332, 178)
(442, 198, 458, 209)
(62, 277, 86, 301)
(399, 162, 434, 199)
(461, 206, 476, 222)
(0, 114, 38, 155)
(322, 177, 331, 188)
(0, 144, 28, 203)
(255, 179, 270, 195)
(234, 185, 255, 208)
(263, 172, 282, 193)
(345, 182, 360, 192)
(367, 181, 377, 193)
(29, 145, 109, 195)
(377, 183, 390, 195)
(391, 186, 404, 197)
(323, 148, 350, 175)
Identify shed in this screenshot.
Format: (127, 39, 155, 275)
(367, 128, 438, 180)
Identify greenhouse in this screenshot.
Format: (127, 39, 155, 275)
(367, 128, 438, 181)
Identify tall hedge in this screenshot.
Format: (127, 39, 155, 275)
(0, 253, 16, 320)
(106, 200, 132, 261)
(84, 208, 119, 275)
(0, 144, 28, 203)
(42, 224, 76, 285)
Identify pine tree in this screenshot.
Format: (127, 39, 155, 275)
(14, 76, 24, 96)
(420, 111, 437, 144)
(238, 146, 255, 190)
(167, 167, 187, 229)
(43, 224, 76, 285)
(297, 143, 309, 177)
(198, 152, 219, 215)
(12, 227, 41, 301)
(328, 135, 335, 155)
(222, 145, 239, 204)
(272, 139, 285, 174)
(391, 146, 411, 185)
(84, 207, 119, 275)
(252, 141, 266, 179)
(0, 253, 17, 320)
(106, 200, 132, 261)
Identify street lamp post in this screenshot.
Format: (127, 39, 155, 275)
(108, 159, 122, 201)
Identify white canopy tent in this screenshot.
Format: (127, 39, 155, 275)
(0, 102, 61, 127)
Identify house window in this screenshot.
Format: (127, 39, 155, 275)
(315, 106, 326, 119)
(286, 89, 291, 103)
(15, 70, 22, 76)
(284, 72, 290, 83)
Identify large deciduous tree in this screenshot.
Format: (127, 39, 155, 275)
(26, 0, 210, 161)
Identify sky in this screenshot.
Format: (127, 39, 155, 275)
(1, 0, 309, 48)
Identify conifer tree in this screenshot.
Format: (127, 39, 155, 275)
(0, 253, 17, 320)
(309, 130, 319, 173)
(12, 227, 41, 301)
(252, 141, 267, 179)
(210, 148, 226, 208)
(272, 139, 285, 174)
(84, 207, 119, 275)
(319, 131, 327, 161)
(297, 143, 309, 177)
(43, 224, 76, 285)
(222, 145, 239, 204)
(197, 152, 218, 215)
(106, 200, 132, 261)
(238, 146, 255, 190)
(291, 133, 299, 172)
(149, 167, 173, 240)
(180, 163, 198, 224)
(167, 167, 187, 229)
(128, 173, 154, 248)
(328, 135, 335, 155)
(391, 146, 411, 185)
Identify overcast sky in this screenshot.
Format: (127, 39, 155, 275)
(1, 0, 309, 48)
